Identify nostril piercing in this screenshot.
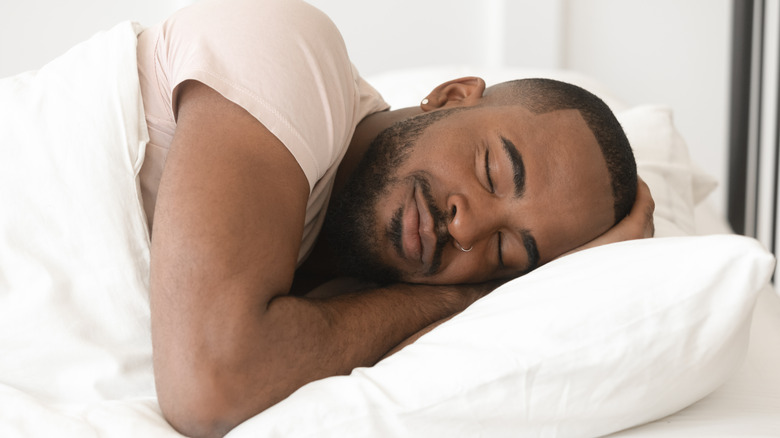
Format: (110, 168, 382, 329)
(455, 240, 473, 252)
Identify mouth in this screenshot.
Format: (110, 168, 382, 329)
(400, 184, 422, 263)
(414, 181, 437, 270)
(395, 177, 441, 273)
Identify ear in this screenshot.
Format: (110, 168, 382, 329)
(420, 77, 486, 111)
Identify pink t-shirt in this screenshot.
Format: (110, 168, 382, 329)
(136, 0, 388, 263)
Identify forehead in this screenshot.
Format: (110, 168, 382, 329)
(425, 104, 591, 142)
(512, 107, 606, 183)
(422, 105, 602, 169)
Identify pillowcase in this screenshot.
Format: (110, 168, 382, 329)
(231, 235, 774, 438)
(618, 106, 718, 237)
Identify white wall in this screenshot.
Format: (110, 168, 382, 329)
(1, 0, 732, 215)
(0, 0, 192, 77)
(305, 0, 565, 75)
(562, 0, 732, 214)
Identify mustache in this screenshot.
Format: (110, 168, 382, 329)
(415, 176, 450, 276)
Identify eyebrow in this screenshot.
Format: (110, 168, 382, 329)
(501, 136, 526, 197)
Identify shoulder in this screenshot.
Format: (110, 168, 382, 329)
(162, 0, 344, 51)
(155, 0, 383, 191)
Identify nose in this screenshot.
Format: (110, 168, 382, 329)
(446, 193, 497, 251)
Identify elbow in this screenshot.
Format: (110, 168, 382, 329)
(152, 337, 291, 437)
(159, 397, 232, 438)
(165, 417, 230, 438)
(154, 356, 286, 438)
(156, 377, 247, 438)
(167, 420, 230, 438)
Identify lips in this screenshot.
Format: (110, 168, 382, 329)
(400, 186, 422, 262)
(399, 180, 437, 269)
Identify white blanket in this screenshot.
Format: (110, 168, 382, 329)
(0, 21, 167, 436)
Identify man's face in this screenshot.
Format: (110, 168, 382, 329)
(325, 105, 615, 284)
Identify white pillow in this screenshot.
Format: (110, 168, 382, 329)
(619, 106, 718, 237)
(231, 235, 774, 438)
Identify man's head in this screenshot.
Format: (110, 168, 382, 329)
(324, 77, 637, 285)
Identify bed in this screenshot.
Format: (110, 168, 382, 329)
(1, 7, 778, 438)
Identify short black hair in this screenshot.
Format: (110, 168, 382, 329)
(495, 78, 637, 223)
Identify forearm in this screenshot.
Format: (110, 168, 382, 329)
(289, 282, 474, 369)
(381, 313, 459, 360)
(156, 282, 479, 438)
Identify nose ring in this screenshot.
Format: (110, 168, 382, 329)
(455, 241, 473, 253)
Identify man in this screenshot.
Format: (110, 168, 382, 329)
(137, 0, 653, 437)
(318, 78, 642, 286)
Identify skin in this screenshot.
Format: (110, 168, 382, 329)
(150, 77, 654, 438)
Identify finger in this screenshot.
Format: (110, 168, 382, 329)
(633, 178, 655, 214)
(636, 177, 655, 237)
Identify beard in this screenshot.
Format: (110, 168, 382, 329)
(322, 109, 461, 284)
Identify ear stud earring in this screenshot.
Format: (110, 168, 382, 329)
(421, 98, 429, 105)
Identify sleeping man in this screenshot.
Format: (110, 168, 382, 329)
(137, 0, 654, 436)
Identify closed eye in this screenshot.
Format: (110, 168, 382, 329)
(486, 149, 503, 267)
(485, 148, 495, 193)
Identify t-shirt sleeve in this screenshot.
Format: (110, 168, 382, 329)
(155, 0, 387, 191)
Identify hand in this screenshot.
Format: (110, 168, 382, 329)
(562, 177, 655, 257)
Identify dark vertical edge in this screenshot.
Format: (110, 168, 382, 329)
(728, 0, 754, 234)
(772, 2, 780, 255)
(751, 0, 765, 237)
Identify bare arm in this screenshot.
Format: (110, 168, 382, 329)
(150, 82, 484, 438)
